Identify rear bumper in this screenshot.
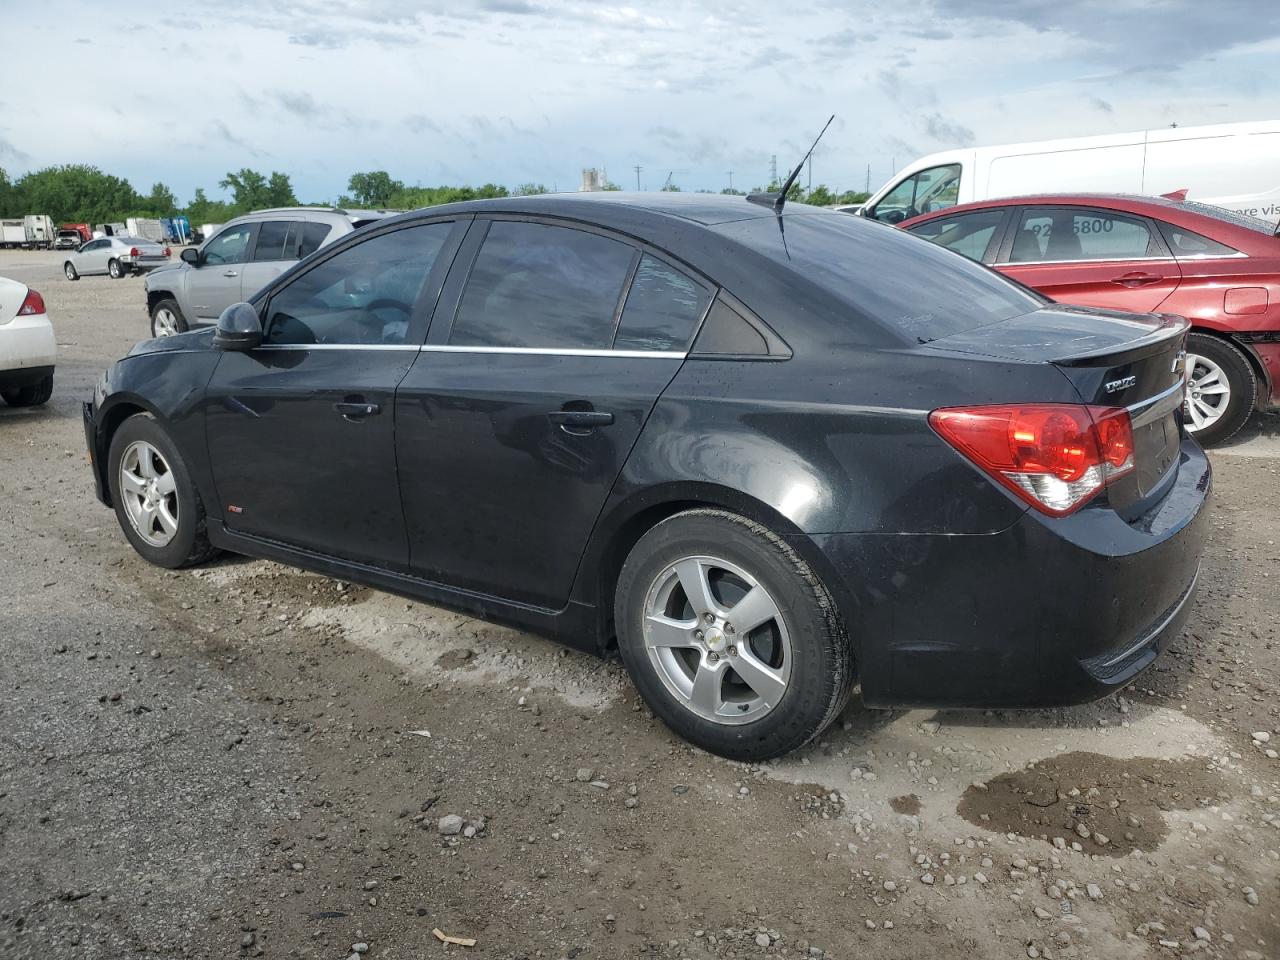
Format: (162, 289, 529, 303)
(120, 256, 169, 273)
(808, 438, 1212, 709)
(0, 363, 53, 391)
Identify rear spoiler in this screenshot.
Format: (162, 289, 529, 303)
(1051, 312, 1190, 367)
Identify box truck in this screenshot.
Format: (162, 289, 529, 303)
(1, 219, 25, 248)
(124, 217, 167, 243)
(23, 215, 56, 248)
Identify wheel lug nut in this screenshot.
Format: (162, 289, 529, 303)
(708, 652, 720, 663)
(727, 645, 737, 657)
(703, 612, 714, 624)
(725, 623, 735, 635)
(694, 629, 704, 640)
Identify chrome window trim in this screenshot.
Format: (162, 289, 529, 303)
(255, 343, 419, 352)
(420, 344, 687, 359)
(993, 255, 1176, 267)
(251, 343, 687, 359)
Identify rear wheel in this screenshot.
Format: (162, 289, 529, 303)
(615, 509, 853, 761)
(1, 375, 53, 407)
(1184, 332, 1256, 446)
(64, 261, 79, 281)
(108, 258, 124, 279)
(107, 414, 218, 568)
(150, 298, 188, 337)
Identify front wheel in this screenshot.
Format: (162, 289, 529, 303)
(64, 261, 79, 281)
(107, 414, 218, 568)
(1184, 333, 1257, 446)
(108, 258, 124, 279)
(615, 509, 854, 761)
(150, 298, 188, 338)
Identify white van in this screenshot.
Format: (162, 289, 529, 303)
(860, 120, 1280, 225)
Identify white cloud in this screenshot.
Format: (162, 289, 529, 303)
(1, 0, 1277, 201)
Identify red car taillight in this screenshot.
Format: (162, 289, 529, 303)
(163, 246, 171, 257)
(929, 404, 1134, 516)
(17, 288, 45, 317)
(129, 246, 141, 257)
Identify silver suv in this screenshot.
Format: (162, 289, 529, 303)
(144, 207, 390, 337)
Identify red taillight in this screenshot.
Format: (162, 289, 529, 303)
(163, 246, 171, 257)
(929, 404, 1134, 516)
(17, 288, 45, 317)
(129, 246, 141, 257)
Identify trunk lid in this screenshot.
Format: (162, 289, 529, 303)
(930, 305, 1190, 511)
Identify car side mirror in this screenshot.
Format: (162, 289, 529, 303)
(212, 302, 263, 351)
(181, 247, 200, 266)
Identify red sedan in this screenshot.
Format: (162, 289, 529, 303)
(901, 194, 1280, 445)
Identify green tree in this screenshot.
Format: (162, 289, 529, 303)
(15, 164, 142, 222)
(720, 187, 745, 196)
(145, 181, 178, 215)
(217, 169, 296, 212)
(266, 171, 297, 207)
(601, 180, 622, 191)
(347, 170, 404, 208)
(0, 168, 21, 217)
(660, 182, 682, 192)
(184, 187, 235, 226)
(513, 182, 549, 196)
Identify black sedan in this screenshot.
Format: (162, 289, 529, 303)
(84, 193, 1210, 760)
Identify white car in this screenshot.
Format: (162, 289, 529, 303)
(64, 235, 170, 280)
(0, 276, 55, 407)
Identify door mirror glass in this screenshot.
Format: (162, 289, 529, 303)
(181, 247, 200, 266)
(212, 302, 263, 351)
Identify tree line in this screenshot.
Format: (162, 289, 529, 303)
(0, 164, 870, 226)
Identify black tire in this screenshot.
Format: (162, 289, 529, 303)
(150, 298, 189, 338)
(1, 375, 53, 407)
(64, 261, 79, 281)
(614, 509, 854, 761)
(1184, 332, 1257, 446)
(106, 413, 218, 568)
(108, 258, 124, 279)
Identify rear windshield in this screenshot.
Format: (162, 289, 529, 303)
(714, 211, 1044, 342)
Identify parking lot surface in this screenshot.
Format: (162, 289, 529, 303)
(1, 248, 1277, 960)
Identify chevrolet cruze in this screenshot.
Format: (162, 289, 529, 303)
(84, 193, 1210, 760)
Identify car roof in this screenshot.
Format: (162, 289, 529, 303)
(405, 191, 837, 227)
(901, 193, 1280, 250)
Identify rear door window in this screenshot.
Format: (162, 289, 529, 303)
(1008, 207, 1162, 263)
(264, 224, 451, 346)
(450, 220, 634, 349)
(906, 209, 1006, 262)
(251, 220, 295, 262)
(613, 255, 712, 351)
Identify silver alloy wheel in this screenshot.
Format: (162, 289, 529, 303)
(119, 440, 179, 547)
(1183, 353, 1230, 433)
(109, 259, 122, 279)
(153, 307, 180, 337)
(64, 262, 76, 280)
(641, 555, 792, 725)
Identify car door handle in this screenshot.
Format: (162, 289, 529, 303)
(334, 401, 381, 419)
(223, 270, 239, 278)
(1111, 271, 1163, 287)
(547, 410, 614, 432)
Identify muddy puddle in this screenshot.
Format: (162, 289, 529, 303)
(957, 751, 1228, 855)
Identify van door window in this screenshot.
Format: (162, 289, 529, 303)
(869, 164, 961, 223)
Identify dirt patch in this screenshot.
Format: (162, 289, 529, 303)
(233, 567, 371, 607)
(435, 647, 477, 670)
(957, 751, 1228, 856)
(889, 793, 921, 815)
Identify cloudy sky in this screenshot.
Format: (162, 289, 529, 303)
(2, 0, 1278, 203)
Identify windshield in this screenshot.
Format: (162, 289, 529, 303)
(714, 211, 1045, 342)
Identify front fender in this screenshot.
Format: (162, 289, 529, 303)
(89, 349, 221, 510)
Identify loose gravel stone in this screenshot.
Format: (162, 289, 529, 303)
(438, 814, 464, 835)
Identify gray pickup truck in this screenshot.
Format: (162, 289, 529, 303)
(143, 207, 390, 337)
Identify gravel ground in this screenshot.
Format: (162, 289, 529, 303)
(1, 248, 1277, 960)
